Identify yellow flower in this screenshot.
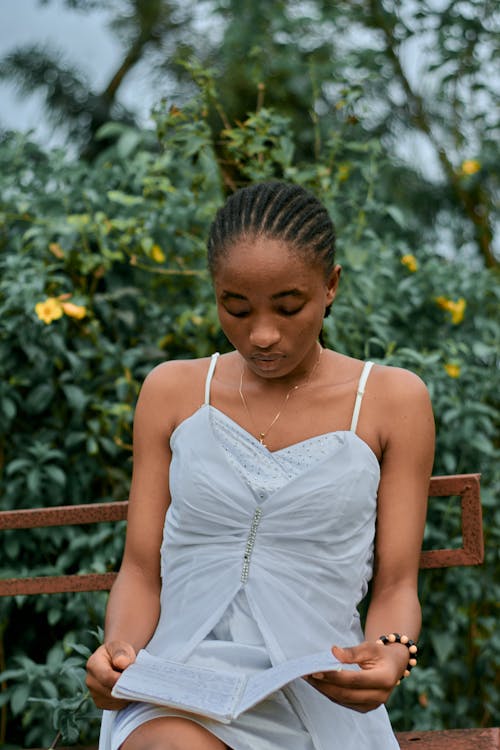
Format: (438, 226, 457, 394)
(61, 301, 87, 320)
(444, 363, 460, 378)
(435, 296, 450, 310)
(401, 254, 418, 272)
(461, 159, 480, 176)
(35, 298, 63, 324)
(151, 244, 166, 263)
(418, 692, 429, 709)
(337, 164, 350, 182)
(49, 242, 64, 259)
(450, 298, 466, 324)
(435, 296, 466, 324)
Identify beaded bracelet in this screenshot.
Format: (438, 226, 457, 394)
(376, 633, 418, 683)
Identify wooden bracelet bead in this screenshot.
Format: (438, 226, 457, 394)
(376, 633, 419, 683)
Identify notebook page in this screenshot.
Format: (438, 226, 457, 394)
(238, 649, 344, 715)
(112, 650, 246, 722)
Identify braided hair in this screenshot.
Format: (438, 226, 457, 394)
(207, 181, 336, 279)
(207, 182, 336, 345)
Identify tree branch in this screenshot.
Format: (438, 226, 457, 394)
(367, 0, 496, 268)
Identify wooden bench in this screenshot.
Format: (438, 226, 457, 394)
(1, 473, 498, 749)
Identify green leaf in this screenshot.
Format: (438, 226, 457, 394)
(386, 205, 406, 228)
(44, 465, 67, 488)
(11, 683, 31, 715)
(67, 214, 91, 229)
(107, 190, 143, 206)
(95, 122, 128, 140)
(1, 396, 17, 420)
(40, 679, 58, 699)
(25, 383, 55, 414)
(0, 668, 27, 681)
(26, 467, 41, 495)
(5, 458, 30, 476)
(69, 642, 92, 658)
(86, 436, 99, 455)
(62, 384, 88, 413)
(48, 608, 62, 626)
(117, 130, 142, 159)
(4, 535, 20, 558)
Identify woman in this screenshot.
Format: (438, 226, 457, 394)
(86, 181, 435, 750)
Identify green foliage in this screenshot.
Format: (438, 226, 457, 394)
(0, 639, 100, 746)
(0, 91, 498, 745)
(1, 1, 497, 266)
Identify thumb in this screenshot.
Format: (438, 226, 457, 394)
(107, 641, 136, 671)
(332, 644, 361, 664)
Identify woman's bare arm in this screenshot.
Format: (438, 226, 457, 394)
(86, 363, 180, 708)
(309, 367, 435, 711)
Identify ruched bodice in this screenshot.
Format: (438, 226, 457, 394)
(149, 404, 380, 662)
(99, 355, 400, 750)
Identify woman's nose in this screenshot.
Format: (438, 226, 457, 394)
(249, 319, 281, 349)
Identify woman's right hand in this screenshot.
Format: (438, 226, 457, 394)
(86, 640, 137, 709)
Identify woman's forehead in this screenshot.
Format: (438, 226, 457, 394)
(214, 251, 326, 302)
(214, 235, 320, 277)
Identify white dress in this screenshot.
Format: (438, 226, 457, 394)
(99, 354, 400, 749)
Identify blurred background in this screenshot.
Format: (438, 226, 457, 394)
(1, 0, 498, 267)
(1, 0, 499, 262)
(0, 0, 498, 746)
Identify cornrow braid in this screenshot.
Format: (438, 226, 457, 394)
(207, 181, 336, 280)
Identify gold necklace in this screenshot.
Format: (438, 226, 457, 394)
(238, 346, 323, 447)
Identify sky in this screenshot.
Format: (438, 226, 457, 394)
(0, 0, 160, 145)
(0, 0, 221, 147)
(0, 0, 487, 188)
(0, 0, 439, 173)
(0, 0, 496, 259)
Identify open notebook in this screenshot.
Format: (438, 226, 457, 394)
(112, 648, 353, 723)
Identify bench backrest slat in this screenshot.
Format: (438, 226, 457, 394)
(0, 474, 482, 596)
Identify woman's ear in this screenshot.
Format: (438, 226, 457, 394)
(326, 265, 342, 306)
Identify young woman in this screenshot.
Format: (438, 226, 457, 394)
(86, 181, 435, 750)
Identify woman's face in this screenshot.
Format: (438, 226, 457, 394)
(213, 235, 340, 380)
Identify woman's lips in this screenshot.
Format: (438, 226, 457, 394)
(248, 354, 285, 371)
(250, 353, 284, 361)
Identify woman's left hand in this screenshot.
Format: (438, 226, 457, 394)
(306, 642, 407, 713)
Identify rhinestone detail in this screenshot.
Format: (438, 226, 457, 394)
(241, 507, 262, 583)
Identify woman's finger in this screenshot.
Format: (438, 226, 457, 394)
(307, 677, 394, 712)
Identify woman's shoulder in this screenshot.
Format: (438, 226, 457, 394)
(369, 360, 428, 386)
(326, 351, 429, 397)
(137, 355, 219, 411)
(143, 356, 216, 390)
(368, 362, 431, 405)
(133, 355, 220, 436)
(366, 363, 434, 448)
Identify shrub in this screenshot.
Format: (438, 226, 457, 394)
(0, 97, 498, 744)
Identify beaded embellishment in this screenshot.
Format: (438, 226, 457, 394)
(241, 507, 262, 583)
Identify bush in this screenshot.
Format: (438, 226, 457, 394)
(0, 96, 498, 744)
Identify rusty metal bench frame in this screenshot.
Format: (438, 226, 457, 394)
(0, 474, 484, 596)
(1, 472, 497, 749)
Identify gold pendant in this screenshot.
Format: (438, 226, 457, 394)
(259, 434, 266, 446)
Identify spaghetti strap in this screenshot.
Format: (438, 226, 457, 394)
(204, 353, 220, 405)
(350, 361, 374, 433)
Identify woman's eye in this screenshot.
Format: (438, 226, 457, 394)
(279, 307, 303, 316)
(226, 308, 250, 318)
